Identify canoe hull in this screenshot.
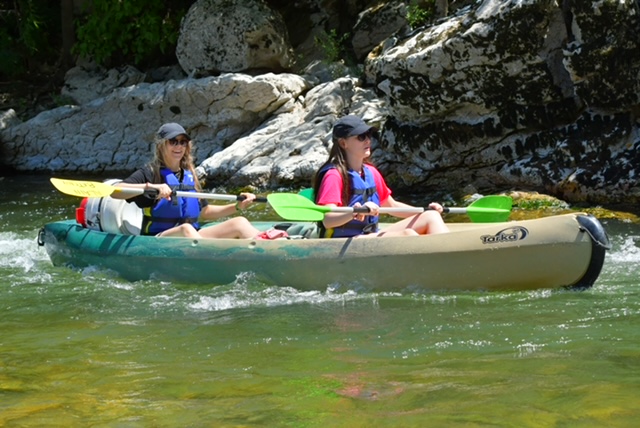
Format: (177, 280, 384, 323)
(39, 213, 610, 292)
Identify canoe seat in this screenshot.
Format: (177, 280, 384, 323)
(273, 222, 319, 239)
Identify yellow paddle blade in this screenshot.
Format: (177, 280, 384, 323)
(50, 178, 117, 197)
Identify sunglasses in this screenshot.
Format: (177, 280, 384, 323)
(355, 132, 371, 142)
(168, 138, 190, 147)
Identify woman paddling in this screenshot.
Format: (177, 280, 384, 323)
(113, 123, 263, 239)
(312, 115, 449, 238)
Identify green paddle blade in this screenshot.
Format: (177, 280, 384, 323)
(268, 193, 329, 221)
(465, 195, 512, 222)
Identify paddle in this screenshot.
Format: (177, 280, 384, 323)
(50, 178, 268, 203)
(298, 188, 315, 201)
(267, 193, 512, 223)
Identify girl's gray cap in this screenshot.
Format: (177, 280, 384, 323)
(332, 115, 375, 138)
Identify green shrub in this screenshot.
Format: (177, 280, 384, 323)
(314, 29, 351, 63)
(406, 0, 436, 29)
(0, 0, 60, 78)
(74, 0, 191, 67)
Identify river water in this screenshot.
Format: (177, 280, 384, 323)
(1, 175, 639, 427)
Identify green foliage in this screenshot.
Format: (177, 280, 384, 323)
(50, 93, 76, 107)
(515, 198, 568, 210)
(74, 0, 191, 67)
(314, 29, 351, 63)
(0, 29, 22, 76)
(0, 0, 60, 78)
(16, 0, 48, 53)
(406, 0, 436, 29)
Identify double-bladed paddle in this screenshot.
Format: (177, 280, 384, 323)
(50, 178, 268, 203)
(267, 193, 512, 223)
(52, 178, 512, 222)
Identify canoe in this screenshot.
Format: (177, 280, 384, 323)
(38, 213, 611, 292)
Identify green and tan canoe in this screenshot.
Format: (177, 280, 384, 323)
(39, 213, 610, 293)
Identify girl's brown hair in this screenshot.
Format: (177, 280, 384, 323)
(312, 136, 373, 206)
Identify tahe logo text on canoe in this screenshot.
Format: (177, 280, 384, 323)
(480, 226, 528, 244)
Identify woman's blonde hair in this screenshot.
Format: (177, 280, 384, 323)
(149, 136, 202, 191)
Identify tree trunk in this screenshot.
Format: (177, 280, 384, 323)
(435, 0, 448, 18)
(60, 0, 75, 70)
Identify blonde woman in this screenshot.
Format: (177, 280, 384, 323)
(115, 123, 261, 239)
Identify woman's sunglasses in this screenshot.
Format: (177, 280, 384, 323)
(168, 138, 190, 147)
(355, 132, 372, 142)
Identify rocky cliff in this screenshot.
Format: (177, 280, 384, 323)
(1, 0, 638, 205)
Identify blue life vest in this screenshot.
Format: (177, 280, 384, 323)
(318, 165, 380, 238)
(142, 168, 201, 235)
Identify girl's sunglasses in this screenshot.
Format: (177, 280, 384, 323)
(168, 138, 190, 147)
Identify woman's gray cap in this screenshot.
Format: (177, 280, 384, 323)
(157, 123, 190, 140)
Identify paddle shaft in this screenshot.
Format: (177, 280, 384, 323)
(121, 187, 267, 203)
(326, 206, 467, 215)
(296, 189, 498, 215)
(50, 178, 267, 202)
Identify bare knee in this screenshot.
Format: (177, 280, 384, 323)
(157, 223, 200, 238)
(178, 223, 200, 238)
(421, 211, 449, 234)
(375, 229, 419, 238)
(229, 217, 252, 227)
(225, 216, 260, 239)
(420, 211, 443, 222)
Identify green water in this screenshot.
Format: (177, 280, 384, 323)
(1, 176, 639, 427)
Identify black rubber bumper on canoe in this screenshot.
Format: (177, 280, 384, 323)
(568, 214, 612, 290)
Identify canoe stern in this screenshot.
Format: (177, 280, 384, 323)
(568, 214, 611, 290)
